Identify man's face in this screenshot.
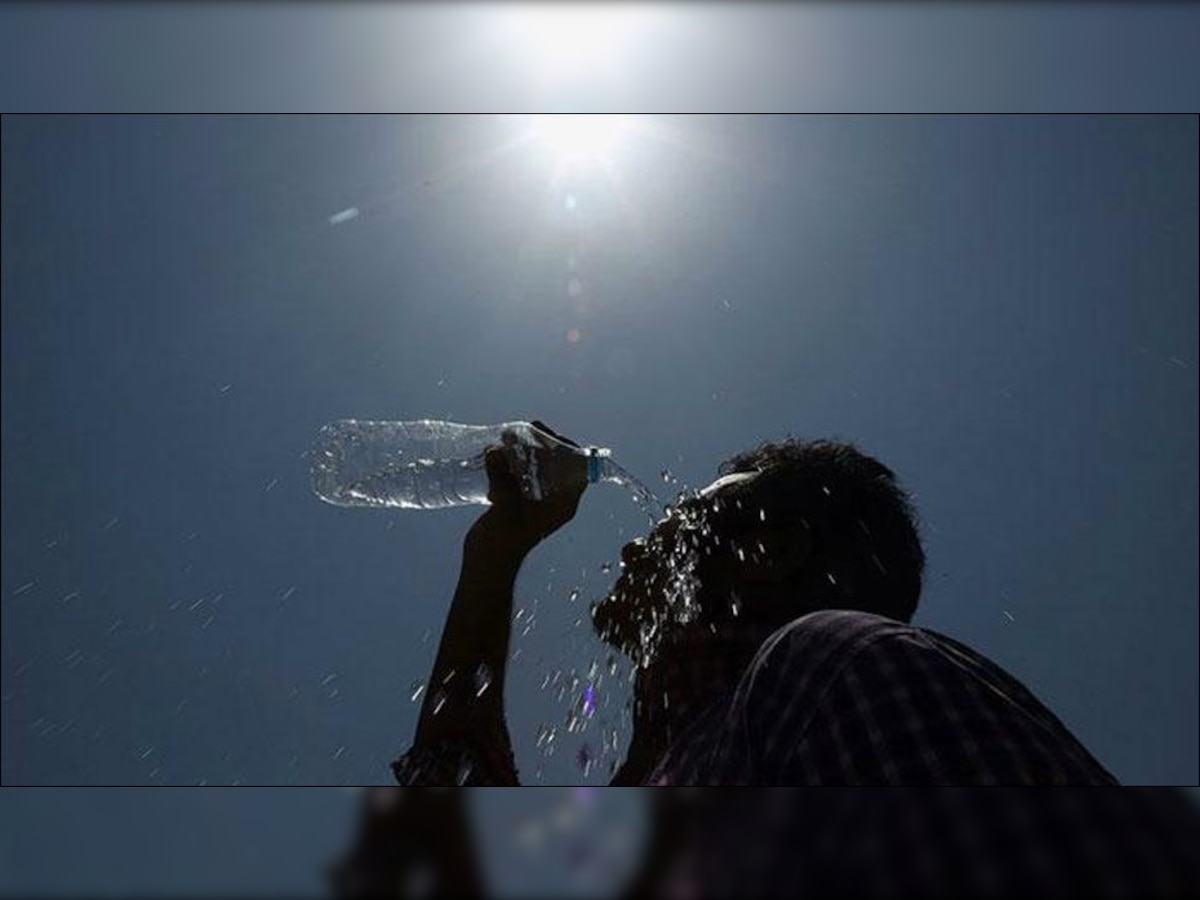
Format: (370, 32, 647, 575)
(591, 472, 760, 661)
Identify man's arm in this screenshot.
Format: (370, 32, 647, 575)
(405, 509, 529, 784)
(398, 422, 589, 786)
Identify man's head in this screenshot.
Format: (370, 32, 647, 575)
(591, 438, 925, 663)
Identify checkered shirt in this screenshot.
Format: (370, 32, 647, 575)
(644, 609, 1118, 786)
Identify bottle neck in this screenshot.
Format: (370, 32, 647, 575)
(587, 448, 603, 484)
(585, 447, 616, 484)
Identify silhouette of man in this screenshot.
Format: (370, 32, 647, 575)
(333, 423, 1200, 897)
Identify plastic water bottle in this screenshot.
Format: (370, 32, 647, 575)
(310, 419, 623, 510)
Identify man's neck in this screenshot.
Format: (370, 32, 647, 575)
(610, 622, 770, 785)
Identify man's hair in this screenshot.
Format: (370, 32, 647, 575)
(712, 438, 925, 623)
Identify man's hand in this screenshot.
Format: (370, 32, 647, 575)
(473, 420, 589, 555)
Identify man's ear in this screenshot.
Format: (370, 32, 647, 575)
(736, 523, 812, 583)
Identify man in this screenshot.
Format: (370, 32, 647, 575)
(393, 423, 1115, 787)
(334, 424, 1200, 896)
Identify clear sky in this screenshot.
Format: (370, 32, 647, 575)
(1, 6, 1199, 899)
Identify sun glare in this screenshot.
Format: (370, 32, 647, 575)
(495, 6, 657, 165)
(530, 114, 630, 162)
(504, 4, 645, 81)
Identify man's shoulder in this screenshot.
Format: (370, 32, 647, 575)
(739, 608, 984, 713)
(755, 608, 919, 665)
(733, 609, 919, 715)
(748, 608, 1008, 702)
(737, 608, 1120, 785)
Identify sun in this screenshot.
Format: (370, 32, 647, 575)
(493, 6, 655, 165)
(530, 114, 631, 163)
(505, 4, 642, 81)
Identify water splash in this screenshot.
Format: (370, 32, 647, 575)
(602, 460, 663, 524)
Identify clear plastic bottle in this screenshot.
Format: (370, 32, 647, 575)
(310, 419, 624, 510)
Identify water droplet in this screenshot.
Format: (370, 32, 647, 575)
(599, 561, 612, 574)
(431, 690, 447, 716)
(569, 589, 580, 602)
(730, 597, 741, 617)
(759, 508, 767, 522)
(410, 681, 425, 702)
(457, 759, 473, 785)
(582, 683, 597, 716)
(474, 664, 492, 697)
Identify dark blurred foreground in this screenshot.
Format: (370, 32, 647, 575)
(2, 787, 1198, 896)
(334, 787, 1200, 898)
